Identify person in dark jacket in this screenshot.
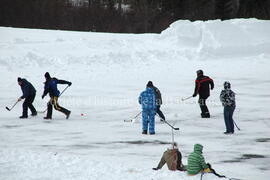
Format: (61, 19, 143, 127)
(153, 143, 186, 171)
(42, 72, 72, 119)
(147, 81, 165, 121)
(220, 81, 236, 134)
(17, 77, 37, 118)
(192, 70, 214, 118)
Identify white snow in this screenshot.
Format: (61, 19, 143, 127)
(0, 19, 270, 180)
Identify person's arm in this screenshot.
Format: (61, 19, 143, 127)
(209, 78, 214, 90)
(199, 155, 209, 170)
(42, 82, 49, 99)
(220, 90, 225, 104)
(20, 84, 30, 99)
(138, 93, 142, 104)
(57, 79, 72, 86)
(193, 80, 199, 97)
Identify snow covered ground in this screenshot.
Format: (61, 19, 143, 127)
(0, 19, 270, 180)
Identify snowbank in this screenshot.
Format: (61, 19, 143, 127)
(0, 19, 270, 180)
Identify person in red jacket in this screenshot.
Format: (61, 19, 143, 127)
(192, 70, 214, 118)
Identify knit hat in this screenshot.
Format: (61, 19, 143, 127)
(17, 77, 22, 82)
(224, 81, 231, 89)
(196, 70, 203, 76)
(44, 72, 51, 79)
(147, 81, 153, 87)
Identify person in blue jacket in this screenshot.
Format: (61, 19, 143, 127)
(139, 82, 156, 135)
(42, 72, 72, 120)
(17, 77, 37, 118)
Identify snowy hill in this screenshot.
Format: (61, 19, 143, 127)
(0, 19, 270, 180)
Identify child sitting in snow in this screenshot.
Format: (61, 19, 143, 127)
(152, 143, 186, 171)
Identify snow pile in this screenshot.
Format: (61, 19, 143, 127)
(0, 19, 270, 180)
(161, 19, 270, 59)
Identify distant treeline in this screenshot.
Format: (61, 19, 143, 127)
(0, 0, 269, 33)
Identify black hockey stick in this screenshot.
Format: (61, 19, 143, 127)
(163, 119, 179, 130)
(5, 100, 19, 111)
(233, 120, 240, 131)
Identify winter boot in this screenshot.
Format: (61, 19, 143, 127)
(19, 115, 28, 119)
(66, 111, 71, 119)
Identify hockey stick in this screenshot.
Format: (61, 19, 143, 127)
(233, 120, 240, 131)
(5, 100, 19, 111)
(163, 119, 179, 130)
(124, 111, 142, 122)
(38, 85, 70, 114)
(200, 172, 204, 180)
(181, 96, 193, 101)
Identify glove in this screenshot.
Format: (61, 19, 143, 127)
(18, 97, 22, 101)
(68, 82, 72, 86)
(152, 168, 158, 171)
(192, 94, 196, 97)
(42, 95, 45, 99)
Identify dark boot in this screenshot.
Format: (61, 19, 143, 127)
(66, 111, 71, 119)
(44, 117, 52, 120)
(142, 130, 147, 134)
(31, 112, 37, 116)
(45, 103, 53, 119)
(19, 115, 28, 119)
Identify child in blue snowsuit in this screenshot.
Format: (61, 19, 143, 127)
(139, 83, 156, 135)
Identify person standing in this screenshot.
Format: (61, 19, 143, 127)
(139, 82, 156, 135)
(192, 70, 214, 118)
(42, 72, 72, 120)
(220, 81, 236, 134)
(147, 81, 165, 121)
(17, 77, 37, 118)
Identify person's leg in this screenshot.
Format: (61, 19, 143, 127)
(228, 106, 235, 133)
(149, 109, 156, 134)
(45, 99, 53, 119)
(199, 98, 210, 118)
(53, 97, 71, 119)
(156, 105, 165, 120)
(142, 109, 148, 134)
(21, 99, 29, 118)
(28, 94, 37, 115)
(224, 106, 230, 133)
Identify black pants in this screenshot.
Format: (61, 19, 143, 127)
(46, 96, 70, 118)
(198, 97, 210, 118)
(22, 94, 37, 117)
(156, 105, 165, 120)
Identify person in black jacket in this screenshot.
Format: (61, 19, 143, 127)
(147, 81, 166, 121)
(192, 70, 214, 118)
(42, 72, 72, 119)
(17, 77, 37, 118)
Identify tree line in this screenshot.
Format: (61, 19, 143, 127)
(0, 0, 269, 33)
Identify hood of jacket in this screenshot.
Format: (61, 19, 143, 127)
(194, 144, 203, 154)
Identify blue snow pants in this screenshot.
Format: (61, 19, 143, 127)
(142, 109, 156, 134)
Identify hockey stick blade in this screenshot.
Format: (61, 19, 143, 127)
(124, 119, 132, 122)
(174, 127, 180, 130)
(5, 107, 11, 111)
